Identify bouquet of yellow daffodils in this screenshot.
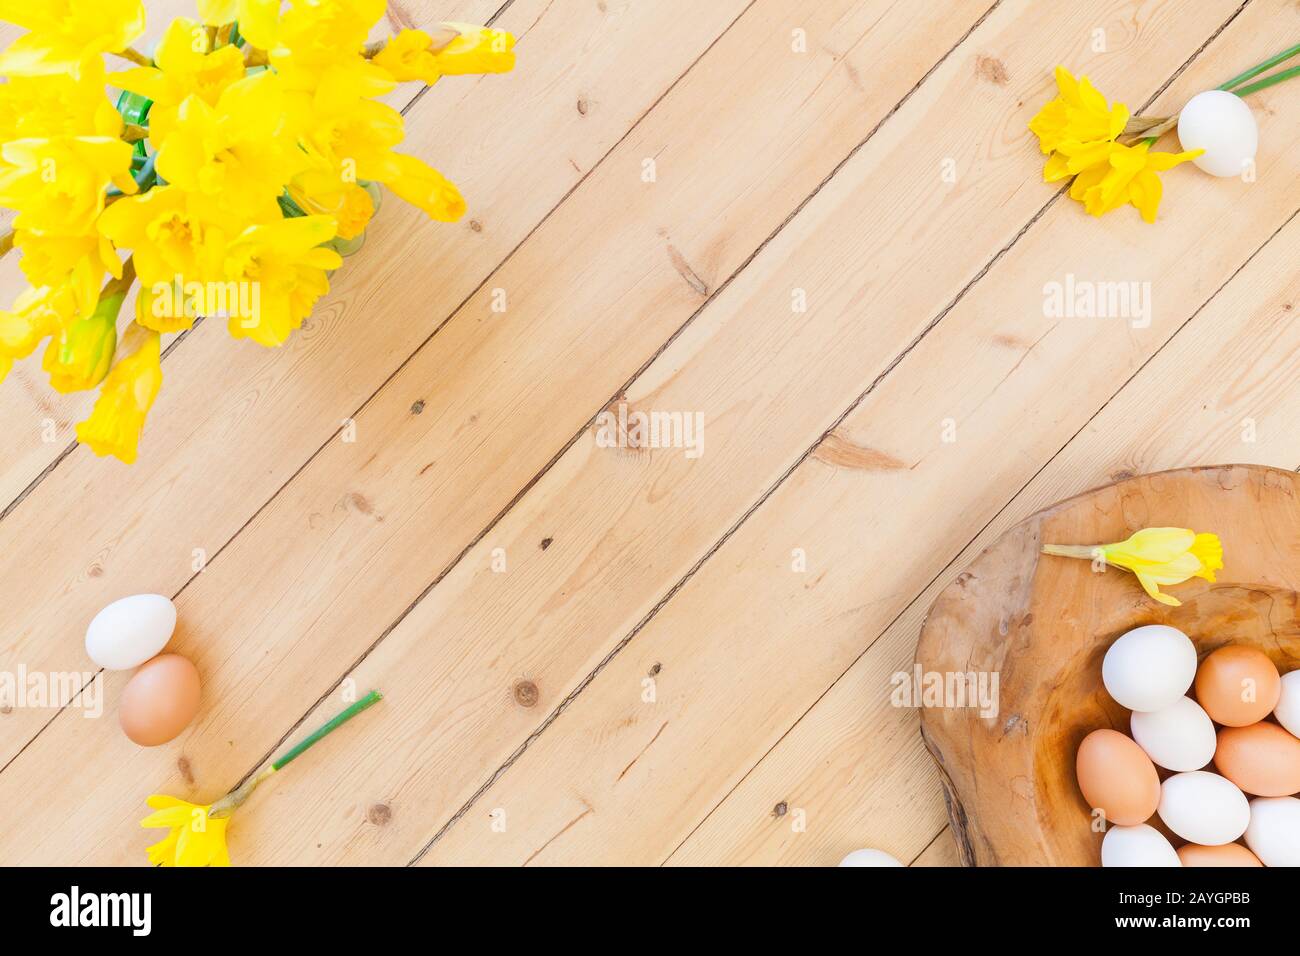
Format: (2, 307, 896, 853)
(0, 1, 515, 463)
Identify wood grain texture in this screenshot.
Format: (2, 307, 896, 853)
(423, 0, 1290, 866)
(0, 0, 749, 772)
(2, 0, 1297, 868)
(672, 157, 1299, 868)
(919, 465, 1300, 866)
(0, 0, 998, 865)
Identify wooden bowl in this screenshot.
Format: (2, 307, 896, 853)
(916, 464, 1300, 866)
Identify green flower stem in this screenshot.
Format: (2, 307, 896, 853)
(1218, 41, 1300, 92)
(208, 690, 382, 819)
(1232, 62, 1300, 98)
(133, 151, 159, 191)
(272, 690, 383, 771)
(1042, 543, 1104, 560)
(1135, 43, 1300, 146)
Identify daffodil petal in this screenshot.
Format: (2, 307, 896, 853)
(1134, 572, 1182, 606)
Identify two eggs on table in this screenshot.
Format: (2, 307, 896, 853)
(1080, 624, 1300, 867)
(84, 594, 202, 747)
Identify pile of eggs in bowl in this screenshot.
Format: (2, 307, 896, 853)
(1077, 625, 1300, 866)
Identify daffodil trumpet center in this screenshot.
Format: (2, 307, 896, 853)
(207, 689, 383, 819)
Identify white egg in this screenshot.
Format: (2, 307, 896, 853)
(1130, 696, 1216, 771)
(1177, 90, 1258, 178)
(1102, 625, 1197, 712)
(84, 594, 176, 670)
(1245, 796, 1300, 867)
(838, 848, 904, 867)
(1101, 824, 1181, 867)
(1274, 670, 1300, 738)
(1158, 771, 1250, 845)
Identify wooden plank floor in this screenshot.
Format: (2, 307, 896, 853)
(1, 0, 1297, 866)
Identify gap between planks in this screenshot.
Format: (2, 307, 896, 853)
(909, 825, 951, 866)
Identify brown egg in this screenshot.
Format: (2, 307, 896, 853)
(1076, 729, 1161, 826)
(1215, 721, 1300, 796)
(1194, 646, 1280, 727)
(1177, 842, 1263, 867)
(118, 654, 201, 747)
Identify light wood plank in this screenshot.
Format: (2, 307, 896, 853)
(0, 0, 1000, 865)
(676, 209, 1300, 865)
(420, 0, 1298, 865)
(0, 0, 749, 772)
(0, 0, 482, 509)
(246, 0, 1250, 867)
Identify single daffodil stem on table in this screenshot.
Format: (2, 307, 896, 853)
(1042, 527, 1223, 607)
(142, 690, 382, 867)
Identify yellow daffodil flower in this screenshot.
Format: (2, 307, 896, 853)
(141, 691, 382, 867)
(14, 230, 123, 319)
(134, 277, 205, 334)
(0, 62, 122, 140)
(196, 0, 280, 50)
(111, 18, 247, 135)
(1029, 66, 1129, 154)
(270, 0, 394, 101)
(1052, 140, 1202, 223)
(1043, 527, 1224, 606)
(42, 288, 123, 393)
(0, 0, 146, 77)
(0, 137, 137, 236)
(97, 185, 232, 289)
(154, 73, 305, 223)
(76, 324, 162, 464)
(293, 97, 464, 221)
(222, 215, 343, 347)
(373, 24, 516, 85)
(429, 23, 517, 75)
(0, 285, 78, 370)
(292, 95, 406, 182)
(141, 795, 231, 867)
(383, 152, 466, 222)
(288, 165, 376, 240)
